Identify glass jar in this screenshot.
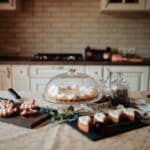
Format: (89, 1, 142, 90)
(100, 76, 113, 103)
(111, 73, 130, 107)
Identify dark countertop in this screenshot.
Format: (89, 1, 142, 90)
(0, 57, 149, 66)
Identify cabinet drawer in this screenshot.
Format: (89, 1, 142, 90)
(12, 65, 30, 91)
(85, 66, 103, 81)
(12, 65, 29, 77)
(30, 65, 84, 77)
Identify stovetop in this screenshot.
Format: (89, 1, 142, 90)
(33, 53, 83, 61)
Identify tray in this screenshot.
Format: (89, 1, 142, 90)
(43, 93, 102, 105)
(67, 119, 149, 141)
(0, 101, 51, 129)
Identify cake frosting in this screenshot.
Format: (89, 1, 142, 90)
(122, 108, 135, 121)
(78, 116, 91, 125)
(94, 112, 106, 123)
(123, 108, 135, 116)
(108, 110, 122, 120)
(48, 84, 59, 97)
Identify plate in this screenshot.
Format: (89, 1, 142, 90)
(67, 119, 149, 141)
(43, 92, 102, 105)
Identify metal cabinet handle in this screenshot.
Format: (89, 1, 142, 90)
(7, 67, 11, 78)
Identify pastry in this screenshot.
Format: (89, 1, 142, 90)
(0, 100, 14, 109)
(122, 108, 135, 121)
(20, 100, 38, 116)
(0, 107, 17, 118)
(108, 110, 122, 123)
(78, 116, 93, 133)
(20, 109, 38, 117)
(0, 100, 17, 118)
(117, 105, 135, 121)
(20, 100, 36, 110)
(94, 112, 106, 124)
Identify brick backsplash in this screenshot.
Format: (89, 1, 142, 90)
(0, 0, 150, 57)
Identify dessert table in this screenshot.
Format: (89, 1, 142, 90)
(0, 91, 150, 150)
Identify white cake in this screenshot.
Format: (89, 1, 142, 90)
(46, 84, 98, 103)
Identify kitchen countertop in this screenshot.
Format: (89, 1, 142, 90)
(0, 91, 150, 150)
(0, 57, 149, 66)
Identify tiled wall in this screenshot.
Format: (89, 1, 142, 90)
(0, 0, 150, 57)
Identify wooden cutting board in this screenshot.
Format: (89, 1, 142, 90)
(0, 113, 50, 129)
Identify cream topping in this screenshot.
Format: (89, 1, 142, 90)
(66, 94, 77, 100)
(56, 93, 66, 99)
(79, 116, 91, 125)
(48, 84, 97, 100)
(70, 85, 78, 89)
(94, 113, 106, 122)
(108, 110, 122, 119)
(48, 84, 59, 97)
(123, 108, 135, 116)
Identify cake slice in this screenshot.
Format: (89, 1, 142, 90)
(78, 115, 93, 133)
(108, 110, 122, 123)
(122, 108, 135, 121)
(94, 112, 106, 124)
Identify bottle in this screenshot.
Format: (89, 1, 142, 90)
(103, 47, 111, 61)
(111, 73, 130, 107)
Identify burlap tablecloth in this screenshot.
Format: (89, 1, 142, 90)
(0, 91, 150, 150)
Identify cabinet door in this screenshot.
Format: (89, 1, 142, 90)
(85, 66, 103, 81)
(0, 65, 11, 90)
(85, 66, 103, 87)
(104, 66, 149, 91)
(31, 78, 49, 93)
(146, 0, 150, 10)
(101, 0, 145, 11)
(12, 65, 30, 91)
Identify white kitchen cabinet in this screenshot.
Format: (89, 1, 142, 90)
(12, 65, 30, 91)
(30, 65, 84, 92)
(85, 66, 103, 81)
(0, 64, 149, 93)
(104, 66, 149, 91)
(0, 0, 21, 10)
(146, 0, 150, 10)
(101, 0, 145, 11)
(85, 66, 103, 87)
(0, 65, 11, 90)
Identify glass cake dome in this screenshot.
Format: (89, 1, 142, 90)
(43, 69, 102, 104)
